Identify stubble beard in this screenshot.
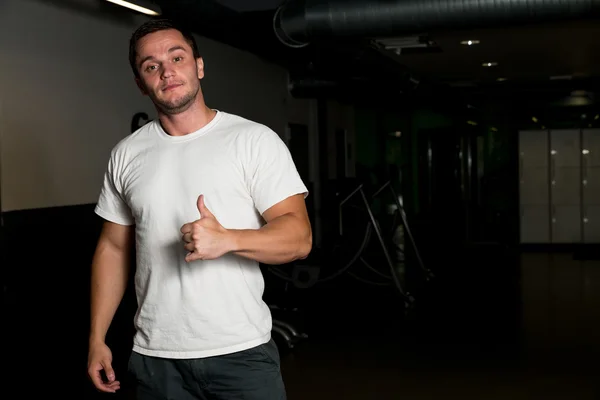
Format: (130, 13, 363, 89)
(152, 81, 201, 115)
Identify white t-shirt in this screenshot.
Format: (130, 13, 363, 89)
(95, 110, 308, 359)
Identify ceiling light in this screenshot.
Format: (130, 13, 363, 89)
(594, 115, 599, 120)
(571, 90, 589, 96)
(483, 62, 498, 67)
(532, 117, 538, 123)
(461, 40, 480, 46)
(497, 77, 507, 82)
(105, 0, 160, 16)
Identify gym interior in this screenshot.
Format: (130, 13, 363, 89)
(2, 0, 600, 398)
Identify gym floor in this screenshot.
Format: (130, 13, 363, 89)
(276, 251, 600, 400)
(14, 247, 594, 399)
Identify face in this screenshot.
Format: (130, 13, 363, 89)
(135, 29, 204, 115)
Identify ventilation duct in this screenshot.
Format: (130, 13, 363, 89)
(273, 0, 600, 47)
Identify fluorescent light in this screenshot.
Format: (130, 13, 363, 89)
(482, 62, 498, 67)
(550, 75, 572, 80)
(461, 40, 480, 46)
(105, 0, 160, 16)
(571, 90, 588, 96)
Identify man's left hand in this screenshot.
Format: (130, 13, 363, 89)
(181, 195, 233, 262)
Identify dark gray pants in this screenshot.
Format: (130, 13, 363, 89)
(128, 338, 286, 400)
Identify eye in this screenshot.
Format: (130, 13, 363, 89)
(145, 65, 158, 72)
(174, 56, 183, 62)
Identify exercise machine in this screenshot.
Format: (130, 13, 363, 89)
(271, 306, 309, 350)
(266, 179, 432, 349)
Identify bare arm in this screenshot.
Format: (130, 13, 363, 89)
(229, 194, 312, 265)
(89, 221, 134, 344)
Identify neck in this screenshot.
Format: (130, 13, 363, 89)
(157, 94, 216, 137)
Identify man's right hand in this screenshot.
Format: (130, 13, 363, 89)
(87, 341, 120, 393)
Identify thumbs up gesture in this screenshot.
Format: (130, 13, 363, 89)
(180, 195, 231, 262)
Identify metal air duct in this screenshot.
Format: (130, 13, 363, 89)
(273, 0, 600, 47)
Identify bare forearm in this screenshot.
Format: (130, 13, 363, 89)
(89, 244, 130, 344)
(229, 214, 312, 265)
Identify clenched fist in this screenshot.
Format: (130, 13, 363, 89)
(181, 195, 233, 262)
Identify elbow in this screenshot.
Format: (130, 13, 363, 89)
(297, 229, 313, 260)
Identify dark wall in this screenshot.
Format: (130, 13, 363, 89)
(2, 204, 137, 398)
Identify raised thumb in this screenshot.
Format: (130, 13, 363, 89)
(197, 195, 212, 218)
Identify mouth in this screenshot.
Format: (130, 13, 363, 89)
(162, 83, 183, 92)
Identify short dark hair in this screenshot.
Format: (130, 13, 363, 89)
(129, 19, 201, 79)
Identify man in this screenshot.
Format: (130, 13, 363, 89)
(87, 18, 312, 400)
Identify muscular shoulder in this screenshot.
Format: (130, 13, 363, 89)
(109, 120, 157, 161)
(219, 112, 283, 148)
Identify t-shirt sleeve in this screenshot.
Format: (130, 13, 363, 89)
(94, 148, 135, 226)
(248, 128, 309, 216)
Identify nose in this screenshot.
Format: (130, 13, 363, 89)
(161, 65, 175, 79)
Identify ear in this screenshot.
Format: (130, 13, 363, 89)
(135, 77, 148, 96)
(196, 57, 205, 80)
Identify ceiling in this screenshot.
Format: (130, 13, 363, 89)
(393, 19, 600, 85)
(155, 0, 600, 107)
(214, 0, 281, 12)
